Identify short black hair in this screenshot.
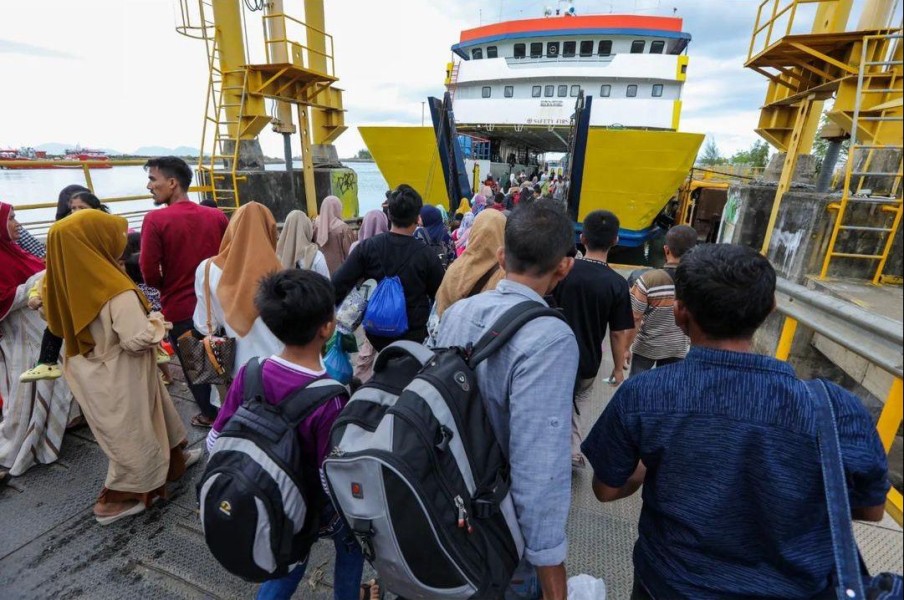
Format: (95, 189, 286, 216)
(674, 244, 775, 340)
(504, 203, 574, 275)
(256, 269, 335, 346)
(122, 232, 144, 284)
(144, 156, 193, 191)
(494, 192, 505, 205)
(666, 224, 698, 258)
(582, 210, 620, 252)
(387, 184, 422, 228)
(70, 191, 110, 213)
(200, 198, 218, 209)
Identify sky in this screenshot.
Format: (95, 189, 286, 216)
(0, 0, 868, 161)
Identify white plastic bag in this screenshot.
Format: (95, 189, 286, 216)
(567, 574, 607, 600)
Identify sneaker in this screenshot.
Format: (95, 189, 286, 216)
(183, 448, 203, 468)
(571, 454, 586, 470)
(20, 363, 62, 382)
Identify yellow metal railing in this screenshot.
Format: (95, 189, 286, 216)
(748, 0, 819, 61)
(262, 13, 335, 77)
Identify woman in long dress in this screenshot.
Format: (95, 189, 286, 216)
(0, 202, 75, 478)
(42, 209, 198, 524)
(312, 195, 356, 275)
(275, 209, 330, 277)
(194, 202, 284, 375)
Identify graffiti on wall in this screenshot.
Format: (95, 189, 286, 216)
(331, 169, 359, 219)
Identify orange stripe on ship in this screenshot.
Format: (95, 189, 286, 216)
(460, 15, 684, 43)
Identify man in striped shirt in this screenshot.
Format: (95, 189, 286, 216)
(627, 225, 697, 377)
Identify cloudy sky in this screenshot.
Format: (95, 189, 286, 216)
(0, 0, 864, 160)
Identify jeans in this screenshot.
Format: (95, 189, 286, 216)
(629, 354, 682, 378)
(256, 510, 365, 600)
(168, 319, 216, 420)
(630, 578, 654, 600)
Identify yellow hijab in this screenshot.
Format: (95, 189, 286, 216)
(435, 210, 506, 316)
(455, 197, 471, 216)
(43, 210, 149, 358)
(211, 202, 282, 337)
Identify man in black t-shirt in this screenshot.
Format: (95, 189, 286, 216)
(333, 184, 445, 351)
(553, 210, 634, 469)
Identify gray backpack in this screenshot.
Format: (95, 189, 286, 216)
(323, 302, 566, 599)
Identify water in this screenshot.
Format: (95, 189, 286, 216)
(0, 160, 388, 226)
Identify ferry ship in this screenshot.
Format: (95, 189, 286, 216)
(0, 147, 48, 169)
(57, 147, 112, 168)
(360, 5, 705, 246)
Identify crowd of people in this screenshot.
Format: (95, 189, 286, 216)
(0, 155, 893, 600)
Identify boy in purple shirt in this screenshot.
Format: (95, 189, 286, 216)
(206, 269, 364, 600)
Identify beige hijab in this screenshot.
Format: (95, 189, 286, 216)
(276, 210, 319, 270)
(314, 196, 345, 247)
(211, 202, 282, 337)
(435, 210, 506, 316)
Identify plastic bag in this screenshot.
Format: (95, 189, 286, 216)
(567, 574, 606, 600)
(336, 279, 377, 335)
(362, 275, 408, 337)
(323, 332, 353, 384)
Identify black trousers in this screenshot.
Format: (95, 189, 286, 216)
(629, 354, 683, 378)
(169, 319, 217, 420)
(39, 329, 64, 365)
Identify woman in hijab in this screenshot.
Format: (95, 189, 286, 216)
(415, 205, 454, 269)
(471, 194, 488, 216)
(454, 197, 470, 217)
(435, 204, 449, 225)
(350, 209, 389, 253)
(42, 209, 196, 524)
(276, 210, 330, 278)
(451, 212, 475, 257)
(435, 210, 506, 317)
(0, 202, 75, 479)
(312, 195, 357, 275)
(194, 202, 284, 382)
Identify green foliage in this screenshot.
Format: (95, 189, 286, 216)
(812, 112, 848, 170)
(698, 137, 722, 166)
(355, 148, 373, 160)
(729, 140, 771, 168)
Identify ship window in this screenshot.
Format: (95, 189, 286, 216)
(482, 86, 492, 98)
(544, 85, 555, 97)
(652, 84, 664, 97)
(530, 42, 543, 58)
(514, 43, 526, 59)
(570, 85, 581, 97)
(504, 85, 514, 98)
(650, 40, 665, 54)
(547, 42, 559, 57)
(630, 40, 645, 54)
(532, 85, 542, 97)
(487, 46, 498, 58)
(598, 40, 612, 56)
(600, 84, 611, 97)
(681, 64, 688, 74)
(626, 84, 638, 97)
(557, 84, 568, 97)
(472, 48, 483, 60)
(580, 41, 594, 56)
(563, 41, 576, 57)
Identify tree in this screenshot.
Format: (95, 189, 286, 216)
(698, 138, 722, 166)
(355, 148, 372, 160)
(730, 140, 771, 168)
(811, 111, 849, 172)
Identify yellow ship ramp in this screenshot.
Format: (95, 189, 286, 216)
(359, 126, 450, 208)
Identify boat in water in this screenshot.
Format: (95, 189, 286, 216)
(57, 147, 113, 168)
(360, 3, 704, 246)
(0, 147, 49, 169)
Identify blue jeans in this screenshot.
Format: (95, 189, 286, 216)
(256, 511, 365, 600)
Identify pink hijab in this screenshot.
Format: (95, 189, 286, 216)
(350, 209, 389, 253)
(1, 202, 45, 319)
(314, 196, 346, 247)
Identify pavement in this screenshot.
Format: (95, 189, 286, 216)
(2, 349, 902, 600)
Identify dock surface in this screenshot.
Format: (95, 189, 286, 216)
(2, 349, 902, 599)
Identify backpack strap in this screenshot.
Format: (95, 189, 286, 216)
(243, 358, 265, 404)
(466, 264, 501, 299)
(469, 301, 566, 366)
(280, 378, 349, 428)
(373, 340, 435, 372)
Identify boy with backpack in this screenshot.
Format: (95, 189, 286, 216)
(431, 204, 579, 599)
(332, 184, 444, 351)
(200, 270, 365, 600)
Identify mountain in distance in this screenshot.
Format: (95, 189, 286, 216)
(33, 142, 199, 157)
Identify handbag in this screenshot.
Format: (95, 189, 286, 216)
(177, 260, 236, 386)
(807, 380, 904, 600)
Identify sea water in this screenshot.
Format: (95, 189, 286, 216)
(0, 161, 388, 227)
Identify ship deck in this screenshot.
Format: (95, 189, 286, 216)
(2, 329, 902, 599)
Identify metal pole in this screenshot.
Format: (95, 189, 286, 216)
(775, 317, 798, 361)
(421, 102, 426, 126)
(283, 132, 295, 201)
(816, 139, 843, 193)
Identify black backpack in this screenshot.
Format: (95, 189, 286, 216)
(197, 358, 348, 582)
(323, 302, 566, 599)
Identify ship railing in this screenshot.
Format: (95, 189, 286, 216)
(773, 276, 903, 525)
(262, 12, 335, 78)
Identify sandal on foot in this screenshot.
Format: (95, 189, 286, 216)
(183, 448, 203, 468)
(20, 363, 62, 383)
(190, 414, 215, 428)
(95, 501, 146, 526)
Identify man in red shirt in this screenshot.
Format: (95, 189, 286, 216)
(140, 156, 229, 427)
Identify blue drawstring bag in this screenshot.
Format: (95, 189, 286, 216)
(363, 275, 408, 337)
(324, 333, 353, 384)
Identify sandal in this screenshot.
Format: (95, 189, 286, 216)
(360, 579, 384, 600)
(190, 413, 215, 428)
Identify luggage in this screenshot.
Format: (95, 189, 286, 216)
(324, 301, 565, 599)
(197, 358, 348, 582)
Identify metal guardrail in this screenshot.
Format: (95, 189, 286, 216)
(773, 277, 903, 524)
